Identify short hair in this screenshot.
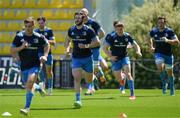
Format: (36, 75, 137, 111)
(37, 16, 46, 22)
(24, 17, 35, 26)
(157, 16, 166, 22)
(74, 12, 83, 18)
(113, 20, 124, 27)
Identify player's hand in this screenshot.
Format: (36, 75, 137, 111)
(21, 41, 28, 49)
(78, 44, 89, 49)
(150, 47, 155, 53)
(40, 56, 47, 63)
(64, 52, 71, 59)
(136, 51, 142, 57)
(161, 37, 168, 42)
(110, 56, 118, 62)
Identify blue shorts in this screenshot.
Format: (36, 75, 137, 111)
(92, 48, 100, 61)
(38, 53, 53, 65)
(72, 56, 93, 73)
(111, 57, 130, 71)
(154, 53, 174, 69)
(21, 67, 39, 84)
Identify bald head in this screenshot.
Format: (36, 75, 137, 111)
(80, 8, 89, 16)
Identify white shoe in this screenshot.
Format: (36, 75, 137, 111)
(74, 101, 82, 109)
(47, 88, 53, 96)
(129, 96, 136, 100)
(121, 90, 126, 94)
(39, 83, 46, 97)
(85, 89, 93, 95)
(20, 108, 29, 115)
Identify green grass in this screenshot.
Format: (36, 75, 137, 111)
(0, 89, 180, 118)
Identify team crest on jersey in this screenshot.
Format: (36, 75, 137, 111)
(33, 38, 39, 43)
(114, 40, 118, 43)
(20, 39, 24, 42)
(82, 32, 87, 36)
(71, 32, 75, 36)
(164, 33, 168, 37)
(154, 34, 158, 38)
(125, 38, 128, 42)
(44, 32, 48, 36)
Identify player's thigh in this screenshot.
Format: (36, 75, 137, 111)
(100, 56, 108, 70)
(84, 71, 93, 83)
(72, 68, 83, 80)
(154, 53, 165, 71)
(113, 70, 122, 80)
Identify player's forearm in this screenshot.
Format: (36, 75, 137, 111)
(43, 44, 50, 57)
(88, 40, 100, 48)
(48, 40, 56, 46)
(166, 39, 179, 45)
(103, 46, 111, 57)
(98, 29, 105, 39)
(11, 46, 23, 53)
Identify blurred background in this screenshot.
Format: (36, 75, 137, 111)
(0, 0, 179, 89)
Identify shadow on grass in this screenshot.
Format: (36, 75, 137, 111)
(82, 97, 115, 100)
(31, 107, 76, 111)
(119, 95, 163, 97)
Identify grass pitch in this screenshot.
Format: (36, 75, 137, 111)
(0, 89, 180, 118)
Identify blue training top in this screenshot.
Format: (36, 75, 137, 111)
(68, 25, 96, 58)
(85, 18, 101, 49)
(11, 31, 49, 71)
(105, 31, 134, 60)
(34, 27, 54, 54)
(149, 27, 176, 56)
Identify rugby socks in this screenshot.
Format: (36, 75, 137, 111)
(160, 71, 167, 94)
(87, 83, 93, 90)
(25, 91, 34, 108)
(48, 78, 53, 89)
(168, 76, 175, 96)
(33, 83, 41, 92)
(76, 93, 81, 101)
(128, 79, 135, 96)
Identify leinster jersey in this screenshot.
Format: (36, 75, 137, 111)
(12, 31, 49, 71)
(149, 27, 176, 56)
(105, 32, 134, 60)
(68, 25, 96, 58)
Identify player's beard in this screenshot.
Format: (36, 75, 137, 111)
(75, 20, 83, 26)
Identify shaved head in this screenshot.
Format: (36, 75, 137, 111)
(80, 8, 89, 16)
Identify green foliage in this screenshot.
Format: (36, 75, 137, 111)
(102, 0, 180, 89)
(123, 0, 180, 59)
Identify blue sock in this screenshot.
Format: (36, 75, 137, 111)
(34, 83, 41, 92)
(87, 83, 92, 90)
(160, 71, 166, 85)
(25, 91, 34, 108)
(76, 93, 81, 101)
(48, 79, 53, 89)
(128, 80, 134, 96)
(168, 76, 175, 95)
(120, 85, 125, 91)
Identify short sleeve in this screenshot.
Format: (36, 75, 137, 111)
(11, 35, 21, 47)
(127, 35, 135, 44)
(168, 29, 176, 39)
(88, 29, 96, 41)
(149, 30, 154, 38)
(92, 21, 101, 34)
(39, 36, 49, 46)
(105, 34, 112, 45)
(48, 29, 55, 40)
